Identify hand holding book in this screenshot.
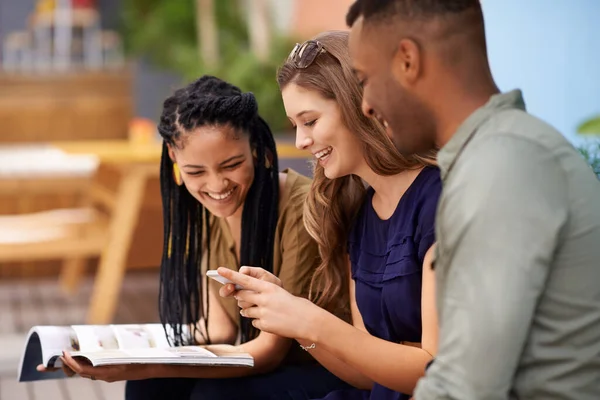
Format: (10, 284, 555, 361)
(19, 323, 253, 382)
(37, 351, 153, 382)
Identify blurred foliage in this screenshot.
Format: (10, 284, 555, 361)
(576, 115, 600, 178)
(577, 115, 600, 135)
(120, 0, 294, 132)
(577, 140, 600, 179)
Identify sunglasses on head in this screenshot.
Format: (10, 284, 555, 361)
(287, 40, 326, 69)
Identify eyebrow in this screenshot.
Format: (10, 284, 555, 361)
(295, 110, 316, 118)
(183, 154, 245, 169)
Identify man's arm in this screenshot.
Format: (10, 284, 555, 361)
(414, 135, 568, 399)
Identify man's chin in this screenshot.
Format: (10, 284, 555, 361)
(391, 137, 434, 157)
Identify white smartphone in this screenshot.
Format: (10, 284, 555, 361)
(206, 270, 244, 290)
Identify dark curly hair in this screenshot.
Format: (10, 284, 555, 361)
(346, 0, 481, 26)
(157, 75, 279, 346)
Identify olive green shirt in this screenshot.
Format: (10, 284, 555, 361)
(205, 168, 319, 363)
(415, 90, 600, 399)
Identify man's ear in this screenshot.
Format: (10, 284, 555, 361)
(391, 38, 422, 86)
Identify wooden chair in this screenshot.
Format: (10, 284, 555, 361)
(0, 164, 120, 310)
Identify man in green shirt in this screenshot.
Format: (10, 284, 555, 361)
(347, 0, 600, 399)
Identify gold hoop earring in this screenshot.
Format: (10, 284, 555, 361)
(173, 162, 183, 186)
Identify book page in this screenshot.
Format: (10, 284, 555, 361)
(31, 326, 79, 365)
(83, 349, 176, 361)
(142, 324, 172, 348)
(71, 325, 119, 352)
(114, 346, 216, 359)
(18, 326, 82, 381)
(203, 344, 251, 358)
(80, 346, 218, 365)
(111, 324, 169, 350)
(161, 346, 217, 358)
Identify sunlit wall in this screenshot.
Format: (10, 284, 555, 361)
(481, 0, 600, 144)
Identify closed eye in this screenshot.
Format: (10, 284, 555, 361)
(223, 161, 243, 170)
(304, 119, 317, 127)
(186, 170, 204, 176)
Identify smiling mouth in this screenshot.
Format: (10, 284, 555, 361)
(314, 146, 333, 160)
(205, 187, 235, 201)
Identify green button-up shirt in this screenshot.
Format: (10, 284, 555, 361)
(414, 90, 600, 399)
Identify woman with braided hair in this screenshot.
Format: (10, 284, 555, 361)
(53, 76, 350, 399)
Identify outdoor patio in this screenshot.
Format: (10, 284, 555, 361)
(0, 270, 159, 400)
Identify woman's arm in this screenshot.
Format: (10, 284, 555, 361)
(307, 246, 437, 394)
(153, 332, 292, 379)
(297, 260, 373, 389)
(222, 245, 437, 394)
(219, 264, 372, 388)
(420, 244, 438, 356)
(61, 331, 292, 382)
(195, 282, 237, 345)
(160, 282, 292, 379)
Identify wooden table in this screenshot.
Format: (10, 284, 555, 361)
(55, 137, 308, 161)
(54, 139, 307, 324)
(52, 140, 159, 324)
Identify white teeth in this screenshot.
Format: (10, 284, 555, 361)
(315, 147, 332, 160)
(206, 188, 234, 200)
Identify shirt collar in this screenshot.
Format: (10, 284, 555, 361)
(437, 89, 526, 179)
(215, 216, 237, 254)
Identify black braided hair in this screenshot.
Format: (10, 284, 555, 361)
(157, 75, 280, 346)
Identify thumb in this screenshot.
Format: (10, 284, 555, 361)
(239, 266, 282, 286)
(217, 267, 266, 292)
(238, 266, 267, 279)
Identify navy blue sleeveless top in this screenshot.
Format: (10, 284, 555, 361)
(317, 166, 441, 400)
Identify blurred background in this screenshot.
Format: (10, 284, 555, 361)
(0, 0, 597, 398)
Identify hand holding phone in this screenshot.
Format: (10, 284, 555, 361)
(206, 270, 244, 290)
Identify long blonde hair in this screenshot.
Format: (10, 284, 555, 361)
(277, 31, 437, 313)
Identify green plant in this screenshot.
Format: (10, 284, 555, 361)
(120, 0, 294, 132)
(577, 115, 600, 135)
(577, 141, 600, 178)
(576, 115, 600, 178)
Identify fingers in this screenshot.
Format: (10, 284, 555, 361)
(218, 283, 237, 298)
(238, 266, 267, 279)
(217, 267, 268, 292)
(36, 364, 59, 373)
(61, 352, 82, 375)
(61, 362, 76, 377)
(251, 318, 263, 331)
(237, 299, 255, 310)
(239, 266, 282, 286)
(62, 351, 94, 377)
(234, 288, 262, 306)
(239, 305, 260, 319)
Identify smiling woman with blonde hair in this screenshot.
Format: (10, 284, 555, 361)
(218, 30, 442, 400)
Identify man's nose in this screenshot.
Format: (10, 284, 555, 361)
(361, 98, 375, 119)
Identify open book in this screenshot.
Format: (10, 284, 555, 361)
(18, 324, 253, 382)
